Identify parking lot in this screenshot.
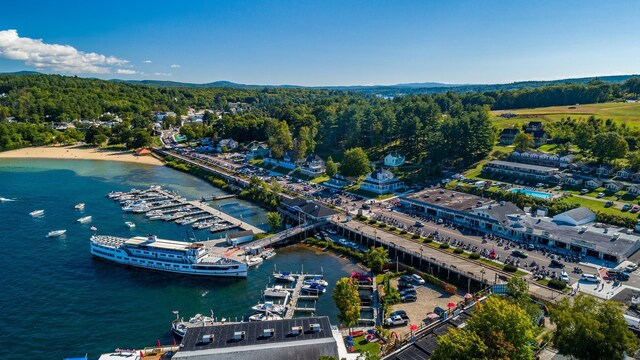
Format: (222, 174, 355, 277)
(386, 277, 463, 337)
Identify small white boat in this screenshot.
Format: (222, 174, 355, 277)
(249, 313, 283, 321)
(47, 230, 66, 238)
(264, 285, 290, 298)
(30, 209, 45, 217)
(273, 271, 295, 282)
(303, 276, 329, 287)
(125, 221, 136, 229)
(90, 226, 98, 231)
(75, 203, 85, 210)
(251, 301, 286, 315)
(261, 249, 276, 260)
(0, 197, 15, 202)
(148, 215, 163, 220)
(171, 313, 216, 338)
(246, 256, 264, 267)
(302, 282, 326, 294)
(77, 216, 92, 223)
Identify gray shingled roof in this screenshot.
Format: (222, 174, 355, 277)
(555, 207, 595, 223)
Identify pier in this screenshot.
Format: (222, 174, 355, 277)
(188, 200, 264, 234)
(278, 272, 325, 319)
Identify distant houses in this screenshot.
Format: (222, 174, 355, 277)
(384, 153, 405, 167)
(360, 168, 404, 194)
(523, 121, 549, 147)
(216, 138, 239, 152)
(499, 128, 520, 145)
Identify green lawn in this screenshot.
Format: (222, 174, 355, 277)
(351, 335, 381, 355)
(491, 101, 640, 128)
(310, 175, 330, 184)
(561, 196, 639, 221)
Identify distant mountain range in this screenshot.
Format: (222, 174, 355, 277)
(1, 71, 637, 95)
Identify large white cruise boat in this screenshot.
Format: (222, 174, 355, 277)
(90, 234, 247, 277)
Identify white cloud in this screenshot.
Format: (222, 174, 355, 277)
(143, 60, 152, 63)
(116, 69, 138, 75)
(0, 29, 130, 74)
(170, 64, 180, 68)
(154, 72, 172, 76)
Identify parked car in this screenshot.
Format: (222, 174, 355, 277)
(399, 288, 417, 297)
(411, 274, 426, 285)
(623, 203, 632, 211)
(607, 269, 630, 281)
(385, 315, 409, 326)
(625, 263, 639, 272)
(401, 294, 417, 303)
(527, 244, 535, 251)
(581, 274, 601, 283)
(560, 271, 570, 283)
(631, 205, 640, 213)
(605, 201, 614, 208)
(414, 221, 424, 227)
(400, 275, 413, 283)
(390, 310, 408, 319)
(398, 282, 415, 290)
(434, 306, 446, 316)
(596, 192, 604, 198)
(580, 189, 589, 194)
(511, 250, 528, 258)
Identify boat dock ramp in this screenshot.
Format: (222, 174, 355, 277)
(267, 272, 328, 319)
(108, 186, 263, 235)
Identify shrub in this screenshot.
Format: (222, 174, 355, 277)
(357, 215, 368, 221)
(423, 238, 433, 243)
(548, 279, 567, 290)
(400, 230, 408, 235)
(378, 223, 387, 228)
(444, 284, 457, 294)
(503, 264, 518, 273)
(389, 226, 397, 231)
(439, 244, 450, 249)
(412, 234, 421, 239)
(453, 248, 464, 254)
(469, 253, 481, 260)
(368, 219, 377, 225)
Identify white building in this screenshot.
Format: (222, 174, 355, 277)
(360, 168, 403, 194)
(384, 153, 405, 167)
(217, 138, 239, 152)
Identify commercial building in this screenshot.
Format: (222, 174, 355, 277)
(279, 197, 340, 223)
(174, 316, 341, 360)
(482, 160, 559, 182)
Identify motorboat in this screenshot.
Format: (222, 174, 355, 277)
(246, 256, 264, 267)
(148, 215, 163, 220)
(47, 230, 67, 238)
(90, 226, 97, 231)
(302, 282, 326, 294)
(75, 203, 85, 210)
(171, 313, 216, 338)
(303, 276, 329, 287)
(77, 216, 92, 223)
(0, 197, 15, 202)
(273, 271, 295, 282)
(30, 209, 45, 217)
(125, 221, 136, 229)
(264, 285, 290, 298)
(261, 249, 276, 260)
(251, 301, 286, 315)
(145, 210, 163, 217)
(248, 313, 283, 321)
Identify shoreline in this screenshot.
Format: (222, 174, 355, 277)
(0, 145, 164, 166)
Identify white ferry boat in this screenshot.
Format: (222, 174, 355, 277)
(90, 234, 248, 277)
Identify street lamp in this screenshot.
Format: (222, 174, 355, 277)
(420, 246, 424, 268)
(480, 269, 485, 285)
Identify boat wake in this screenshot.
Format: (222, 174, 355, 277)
(0, 197, 16, 202)
(201, 290, 209, 297)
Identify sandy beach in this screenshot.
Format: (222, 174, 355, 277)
(0, 146, 164, 166)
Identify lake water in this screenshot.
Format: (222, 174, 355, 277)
(0, 158, 359, 359)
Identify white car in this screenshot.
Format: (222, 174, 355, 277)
(411, 274, 425, 285)
(560, 271, 570, 283)
(581, 274, 601, 283)
(625, 264, 639, 272)
(385, 315, 409, 327)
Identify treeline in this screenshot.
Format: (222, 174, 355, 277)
(0, 122, 84, 150)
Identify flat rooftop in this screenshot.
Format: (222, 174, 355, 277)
(402, 187, 494, 212)
(178, 316, 334, 353)
(125, 236, 200, 251)
(486, 160, 558, 172)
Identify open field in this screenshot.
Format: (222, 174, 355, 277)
(491, 101, 640, 128)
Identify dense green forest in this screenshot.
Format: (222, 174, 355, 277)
(0, 74, 639, 171)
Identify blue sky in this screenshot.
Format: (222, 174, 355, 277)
(0, 0, 638, 86)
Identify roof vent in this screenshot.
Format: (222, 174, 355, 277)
(291, 326, 303, 335)
(263, 328, 275, 338)
(233, 331, 246, 341)
(451, 193, 455, 197)
(436, 197, 441, 201)
(201, 334, 214, 343)
(310, 323, 321, 332)
(613, 233, 621, 240)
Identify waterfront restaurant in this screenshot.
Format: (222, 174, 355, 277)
(399, 189, 640, 263)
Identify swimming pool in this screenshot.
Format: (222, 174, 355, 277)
(509, 188, 553, 199)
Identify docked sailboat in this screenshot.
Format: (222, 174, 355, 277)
(302, 282, 326, 294)
(30, 209, 45, 217)
(251, 301, 286, 315)
(303, 276, 329, 287)
(248, 312, 283, 321)
(90, 234, 247, 277)
(77, 216, 92, 223)
(273, 271, 295, 282)
(47, 230, 66, 238)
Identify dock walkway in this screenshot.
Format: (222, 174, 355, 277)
(188, 200, 264, 234)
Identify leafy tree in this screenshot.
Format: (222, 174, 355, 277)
(623, 77, 640, 97)
(629, 152, 640, 171)
(266, 119, 293, 159)
(92, 133, 108, 146)
(506, 277, 529, 301)
(591, 132, 629, 162)
(363, 246, 389, 274)
(549, 294, 639, 360)
(325, 156, 337, 177)
(130, 129, 153, 149)
(431, 328, 488, 360)
(340, 147, 370, 177)
(332, 277, 361, 332)
(266, 211, 281, 232)
(513, 133, 534, 152)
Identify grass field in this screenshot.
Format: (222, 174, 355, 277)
(491, 101, 640, 128)
(560, 196, 639, 221)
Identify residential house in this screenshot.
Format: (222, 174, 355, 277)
(564, 175, 583, 187)
(299, 155, 326, 178)
(482, 160, 559, 182)
(596, 165, 614, 178)
(325, 174, 353, 189)
(246, 144, 270, 160)
(384, 153, 405, 167)
(263, 150, 304, 170)
(581, 163, 597, 174)
(499, 128, 520, 145)
(360, 168, 404, 194)
(627, 184, 640, 195)
(523, 122, 549, 147)
(632, 173, 640, 183)
(585, 179, 603, 189)
(525, 121, 544, 132)
(559, 154, 576, 168)
(617, 168, 634, 179)
(216, 138, 238, 152)
(605, 180, 625, 192)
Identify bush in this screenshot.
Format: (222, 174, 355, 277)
(357, 215, 368, 221)
(469, 253, 481, 260)
(378, 223, 387, 228)
(423, 238, 433, 243)
(412, 234, 421, 239)
(548, 279, 567, 290)
(389, 226, 397, 231)
(400, 230, 408, 235)
(368, 219, 377, 225)
(503, 264, 518, 272)
(453, 248, 464, 254)
(444, 284, 457, 295)
(439, 244, 450, 249)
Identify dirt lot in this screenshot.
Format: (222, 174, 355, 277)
(387, 279, 463, 337)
